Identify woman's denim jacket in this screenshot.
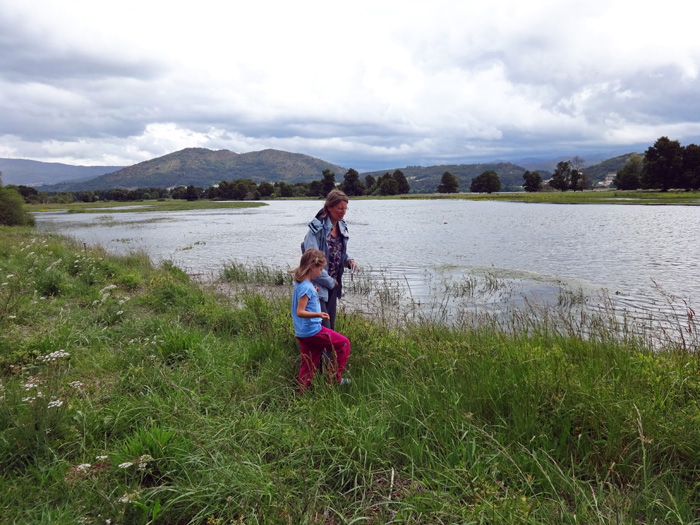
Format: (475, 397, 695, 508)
(302, 211, 352, 302)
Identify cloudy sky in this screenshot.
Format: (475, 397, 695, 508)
(2, 0, 700, 171)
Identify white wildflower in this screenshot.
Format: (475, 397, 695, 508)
(96, 455, 108, 460)
(48, 399, 63, 408)
(76, 463, 91, 471)
(116, 311, 123, 316)
(118, 462, 133, 469)
(69, 381, 84, 389)
(99, 284, 117, 295)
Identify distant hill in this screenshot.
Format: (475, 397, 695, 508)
(6, 148, 640, 193)
(41, 148, 347, 191)
(583, 153, 638, 184)
(0, 158, 124, 186)
(362, 163, 530, 193)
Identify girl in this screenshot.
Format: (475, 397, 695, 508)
(291, 248, 351, 390)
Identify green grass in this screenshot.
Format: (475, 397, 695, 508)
(399, 189, 700, 205)
(25, 199, 267, 214)
(1, 226, 699, 523)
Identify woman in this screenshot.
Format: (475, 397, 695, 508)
(302, 189, 357, 330)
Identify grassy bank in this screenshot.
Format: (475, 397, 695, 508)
(1, 227, 699, 523)
(26, 200, 267, 214)
(400, 190, 700, 205)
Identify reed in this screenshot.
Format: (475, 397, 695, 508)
(1, 226, 698, 523)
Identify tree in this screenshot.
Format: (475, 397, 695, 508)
(277, 181, 294, 198)
(680, 144, 700, 191)
(613, 154, 643, 190)
(437, 171, 459, 193)
(321, 169, 336, 197)
(641, 136, 683, 191)
(171, 186, 187, 200)
(522, 170, 543, 192)
(379, 176, 399, 196)
(0, 186, 35, 226)
(308, 180, 322, 197)
(569, 169, 582, 191)
(185, 185, 199, 201)
(258, 181, 274, 198)
(549, 161, 571, 191)
(392, 169, 410, 194)
(470, 171, 501, 193)
(340, 169, 365, 196)
(364, 175, 377, 195)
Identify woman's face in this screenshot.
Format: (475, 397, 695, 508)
(328, 201, 348, 223)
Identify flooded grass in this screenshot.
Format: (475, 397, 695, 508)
(1, 227, 699, 523)
(27, 199, 267, 214)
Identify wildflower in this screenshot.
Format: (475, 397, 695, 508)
(96, 455, 108, 460)
(116, 311, 123, 316)
(8, 315, 16, 319)
(6, 274, 14, 278)
(99, 284, 117, 295)
(46, 259, 62, 271)
(118, 462, 133, 469)
(37, 350, 70, 362)
(48, 399, 63, 408)
(69, 381, 84, 389)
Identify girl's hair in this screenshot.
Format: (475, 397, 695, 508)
(320, 189, 349, 219)
(290, 248, 326, 283)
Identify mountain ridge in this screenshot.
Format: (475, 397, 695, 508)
(2, 148, 637, 192)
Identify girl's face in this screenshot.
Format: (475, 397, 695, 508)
(310, 264, 325, 280)
(328, 201, 348, 223)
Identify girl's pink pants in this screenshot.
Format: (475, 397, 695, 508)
(297, 326, 350, 389)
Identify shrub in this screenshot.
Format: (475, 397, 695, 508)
(0, 188, 35, 226)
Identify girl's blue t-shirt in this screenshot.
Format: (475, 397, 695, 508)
(292, 280, 323, 338)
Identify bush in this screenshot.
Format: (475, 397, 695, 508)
(0, 188, 35, 226)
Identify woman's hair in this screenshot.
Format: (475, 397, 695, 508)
(320, 189, 349, 219)
(290, 248, 327, 283)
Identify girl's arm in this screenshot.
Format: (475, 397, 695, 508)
(296, 294, 330, 320)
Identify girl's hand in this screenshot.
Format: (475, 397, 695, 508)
(320, 312, 330, 320)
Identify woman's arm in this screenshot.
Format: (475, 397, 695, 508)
(296, 294, 330, 320)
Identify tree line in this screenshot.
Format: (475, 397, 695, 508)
(613, 137, 700, 191)
(4, 168, 413, 206)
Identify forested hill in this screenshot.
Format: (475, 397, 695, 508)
(41, 148, 346, 191)
(582, 153, 638, 182)
(362, 163, 529, 192)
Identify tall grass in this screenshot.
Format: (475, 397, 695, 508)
(1, 226, 699, 523)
